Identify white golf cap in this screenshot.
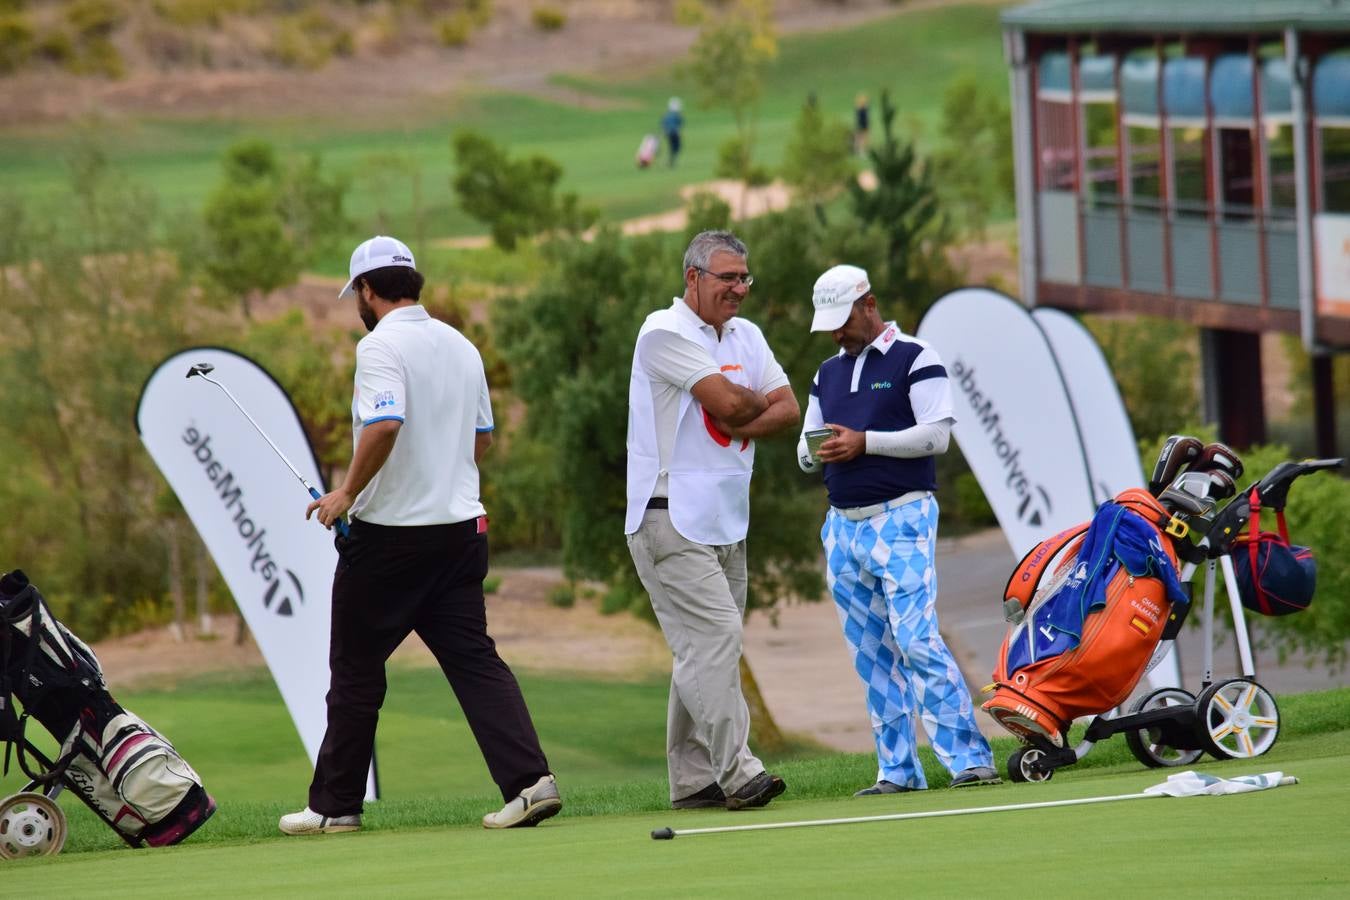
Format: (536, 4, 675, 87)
(338, 235, 416, 299)
(811, 264, 871, 332)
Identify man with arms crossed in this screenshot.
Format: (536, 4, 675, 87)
(281, 235, 561, 835)
(798, 264, 998, 796)
(626, 230, 799, 811)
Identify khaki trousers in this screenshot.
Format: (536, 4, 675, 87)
(627, 508, 763, 801)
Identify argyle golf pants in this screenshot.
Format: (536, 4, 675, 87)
(822, 496, 992, 788)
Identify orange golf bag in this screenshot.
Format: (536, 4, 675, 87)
(982, 489, 1191, 748)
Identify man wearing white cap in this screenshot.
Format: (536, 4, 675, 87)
(798, 265, 997, 796)
(280, 236, 562, 835)
(626, 230, 798, 812)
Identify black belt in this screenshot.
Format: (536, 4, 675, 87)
(646, 497, 669, 510)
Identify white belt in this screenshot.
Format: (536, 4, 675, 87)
(833, 490, 931, 521)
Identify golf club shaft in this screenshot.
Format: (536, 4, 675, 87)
(652, 776, 1299, 840)
(197, 374, 349, 537)
(659, 792, 1150, 838)
(200, 376, 311, 489)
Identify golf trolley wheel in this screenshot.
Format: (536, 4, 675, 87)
(1007, 747, 1053, 783)
(1124, 688, 1204, 768)
(0, 792, 68, 859)
(1196, 678, 1280, 759)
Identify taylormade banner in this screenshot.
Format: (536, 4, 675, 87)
(918, 289, 1095, 558)
(1032, 307, 1146, 502)
(136, 347, 376, 800)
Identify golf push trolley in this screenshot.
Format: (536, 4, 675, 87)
(982, 436, 1343, 784)
(1, 570, 215, 859)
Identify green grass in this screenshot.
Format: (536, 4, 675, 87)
(2, 680, 1347, 894)
(0, 3, 1011, 267)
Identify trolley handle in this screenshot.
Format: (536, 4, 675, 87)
(1202, 457, 1344, 554)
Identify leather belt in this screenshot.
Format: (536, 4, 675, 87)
(833, 490, 930, 521)
(646, 496, 669, 510)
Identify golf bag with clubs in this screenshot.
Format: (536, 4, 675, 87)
(982, 487, 1195, 748)
(1, 569, 215, 857)
(982, 437, 1342, 782)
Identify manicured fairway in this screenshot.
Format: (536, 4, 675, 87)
(4, 741, 1346, 896)
(3, 674, 1348, 895)
(0, 2, 1011, 264)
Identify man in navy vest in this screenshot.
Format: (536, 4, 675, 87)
(797, 264, 998, 796)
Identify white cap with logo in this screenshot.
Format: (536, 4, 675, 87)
(338, 235, 416, 299)
(811, 264, 871, 332)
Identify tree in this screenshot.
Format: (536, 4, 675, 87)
(932, 72, 1015, 238)
(451, 131, 596, 251)
(682, 0, 778, 199)
(0, 149, 202, 638)
(846, 89, 958, 325)
(203, 139, 348, 317)
(780, 96, 856, 209)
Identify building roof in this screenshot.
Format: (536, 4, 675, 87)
(1003, 0, 1350, 34)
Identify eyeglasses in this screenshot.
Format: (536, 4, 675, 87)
(694, 266, 754, 287)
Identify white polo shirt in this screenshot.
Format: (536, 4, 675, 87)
(625, 298, 789, 545)
(348, 305, 493, 526)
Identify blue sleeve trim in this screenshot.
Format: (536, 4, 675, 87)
(909, 364, 947, 384)
(363, 415, 404, 425)
(476, 425, 495, 433)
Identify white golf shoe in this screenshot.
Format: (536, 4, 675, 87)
(278, 806, 361, 835)
(482, 775, 562, 829)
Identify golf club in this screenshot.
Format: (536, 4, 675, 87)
(186, 362, 348, 537)
(649, 772, 1297, 840)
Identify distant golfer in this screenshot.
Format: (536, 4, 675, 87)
(662, 97, 684, 167)
(280, 235, 561, 835)
(797, 264, 998, 796)
(626, 230, 799, 811)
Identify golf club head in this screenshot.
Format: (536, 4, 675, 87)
(1186, 441, 1244, 481)
(1158, 470, 1216, 518)
(1149, 435, 1203, 496)
(186, 362, 216, 379)
(1198, 469, 1237, 502)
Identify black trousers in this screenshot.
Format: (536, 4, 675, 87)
(308, 517, 551, 816)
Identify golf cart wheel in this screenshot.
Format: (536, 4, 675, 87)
(1196, 678, 1280, 760)
(1007, 747, 1053, 783)
(1124, 688, 1203, 768)
(0, 792, 67, 859)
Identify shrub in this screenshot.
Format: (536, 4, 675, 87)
(67, 36, 124, 78)
(673, 0, 706, 26)
(531, 5, 565, 31)
(0, 13, 34, 74)
(437, 12, 473, 47)
(466, 0, 493, 26)
(270, 11, 349, 70)
(65, 0, 124, 38)
(548, 582, 576, 608)
(33, 29, 73, 65)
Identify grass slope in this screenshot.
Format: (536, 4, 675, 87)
(0, 3, 1009, 265)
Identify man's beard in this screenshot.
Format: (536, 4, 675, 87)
(358, 296, 377, 332)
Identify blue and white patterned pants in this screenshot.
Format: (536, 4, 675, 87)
(822, 495, 992, 788)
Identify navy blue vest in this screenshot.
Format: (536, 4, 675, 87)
(813, 338, 946, 507)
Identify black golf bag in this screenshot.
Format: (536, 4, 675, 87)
(1, 569, 215, 848)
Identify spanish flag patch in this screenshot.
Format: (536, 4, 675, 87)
(1130, 616, 1151, 636)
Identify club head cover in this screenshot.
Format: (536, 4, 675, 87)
(1149, 435, 1203, 496)
(1187, 441, 1244, 481)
